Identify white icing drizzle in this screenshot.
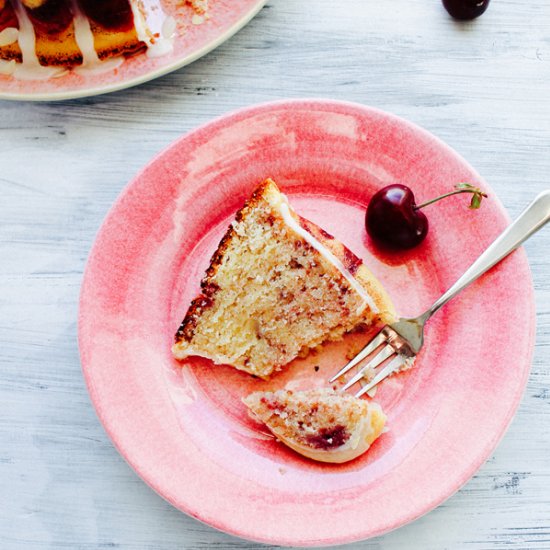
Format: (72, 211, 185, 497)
(278, 198, 379, 314)
(70, 0, 122, 75)
(10, 0, 66, 80)
(130, 0, 175, 58)
(0, 58, 16, 74)
(162, 14, 176, 39)
(0, 26, 19, 47)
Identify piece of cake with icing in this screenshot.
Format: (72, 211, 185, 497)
(172, 178, 396, 378)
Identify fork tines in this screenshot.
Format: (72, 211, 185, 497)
(330, 326, 409, 398)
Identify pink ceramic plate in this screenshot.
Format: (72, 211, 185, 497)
(79, 100, 535, 546)
(0, 0, 266, 101)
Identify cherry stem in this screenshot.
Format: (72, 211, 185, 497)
(414, 188, 487, 210)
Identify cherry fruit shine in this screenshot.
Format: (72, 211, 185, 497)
(366, 185, 429, 250)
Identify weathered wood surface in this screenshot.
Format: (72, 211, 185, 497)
(1, 0, 549, 548)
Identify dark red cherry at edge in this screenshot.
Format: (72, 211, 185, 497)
(442, 0, 491, 20)
(366, 185, 428, 250)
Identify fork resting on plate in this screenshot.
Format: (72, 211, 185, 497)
(331, 190, 550, 397)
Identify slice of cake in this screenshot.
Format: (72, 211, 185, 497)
(243, 388, 386, 463)
(172, 178, 396, 378)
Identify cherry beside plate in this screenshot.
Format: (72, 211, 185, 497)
(0, 0, 266, 101)
(79, 99, 535, 546)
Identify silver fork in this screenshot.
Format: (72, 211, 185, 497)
(331, 190, 550, 398)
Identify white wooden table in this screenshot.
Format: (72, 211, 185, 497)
(1, 1, 549, 548)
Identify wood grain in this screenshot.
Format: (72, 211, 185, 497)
(1, 0, 549, 548)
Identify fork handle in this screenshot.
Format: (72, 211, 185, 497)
(425, 189, 550, 319)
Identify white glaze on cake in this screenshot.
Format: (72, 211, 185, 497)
(0, 26, 18, 47)
(0, 58, 15, 74)
(70, 0, 123, 75)
(278, 197, 380, 315)
(129, 0, 175, 58)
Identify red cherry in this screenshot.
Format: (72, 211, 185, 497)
(366, 185, 428, 250)
(442, 0, 490, 20)
(366, 183, 488, 251)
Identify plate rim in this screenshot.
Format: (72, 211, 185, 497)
(0, 0, 267, 102)
(78, 98, 536, 546)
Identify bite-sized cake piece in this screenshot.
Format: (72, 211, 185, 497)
(244, 388, 386, 463)
(172, 179, 396, 379)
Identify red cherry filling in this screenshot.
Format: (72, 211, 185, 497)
(0, 0, 20, 31)
(25, 0, 73, 36)
(78, 0, 134, 32)
(305, 425, 349, 450)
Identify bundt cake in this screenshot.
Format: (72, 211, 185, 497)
(172, 178, 396, 379)
(244, 388, 386, 463)
(0, 0, 199, 78)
